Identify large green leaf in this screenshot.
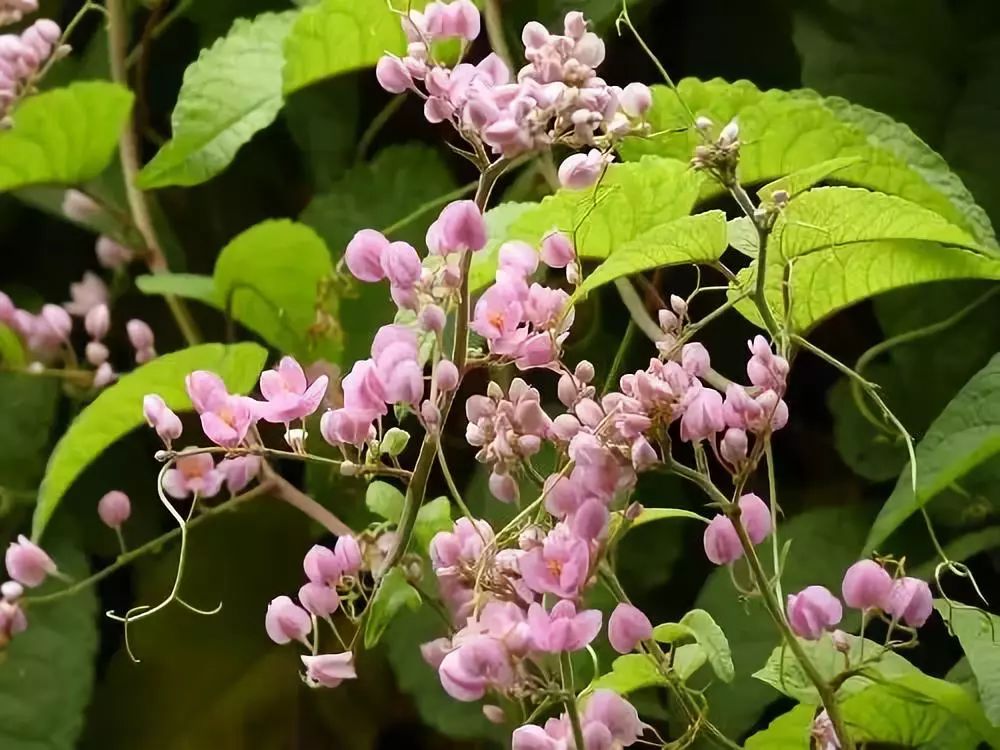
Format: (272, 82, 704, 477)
(743, 705, 814, 749)
(737, 187, 1000, 331)
(214, 220, 338, 361)
(137, 12, 298, 189)
(652, 609, 734, 683)
(0, 82, 133, 192)
(300, 144, 458, 364)
(135, 273, 218, 307)
(363, 567, 421, 648)
(866, 353, 1000, 552)
(0, 528, 97, 750)
(694, 505, 870, 738)
(621, 78, 977, 234)
(32, 343, 267, 539)
(282, 0, 405, 94)
(936, 601, 1000, 726)
(573, 210, 727, 300)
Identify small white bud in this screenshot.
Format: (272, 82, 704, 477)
(339, 460, 358, 476)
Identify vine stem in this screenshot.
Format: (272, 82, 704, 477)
(669, 462, 855, 749)
(379, 157, 509, 576)
(106, 0, 201, 346)
(25, 479, 276, 607)
(262, 463, 353, 537)
(560, 652, 586, 750)
(158, 444, 412, 480)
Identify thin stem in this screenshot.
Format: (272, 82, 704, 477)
(356, 95, 406, 164)
(602, 320, 636, 396)
(436, 440, 477, 524)
(124, 0, 193, 68)
(114, 527, 128, 557)
(615, 278, 662, 343)
(561, 652, 586, 750)
(379, 181, 477, 237)
(263, 464, 353, 537)
(106, 0, 201, 346)
(764, 443, 783, 602)
(160, 445, 412, 480)
(483, 0, 513, 69)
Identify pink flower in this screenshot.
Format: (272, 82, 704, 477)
(738, 493, 772, 545)
(511, 725, 560, 750)
(426, 0, 480, 40)
(301, 652, 357, 688)
(620, 82, 652, 118)
(258, 356, 329, 423)
(0, 600, 27, 641)
(217, 455, 261, 495)
(811, 710, 840, 750)
(142, 394, 183, 446)
(185, 370, 257, 447)
(4, 535, 56, 588)
(381, 241, 422, 288)
(498, 241, 539, 277)
(519, 523, 590, 598)
(84, 303, 110, 340)
(582, 690, 644, 746)
(430, 518, 493, 569)
(434, 359, 460, 392)
(320, 407, 375, 448)
(303, 544, 343, 585)
(97, 490, 131, 529)
(679, 387, 724, 442)
(540, 231, 575, 268)
(265, 595, 312, 645)
(527, 599, 602, 653)
(95, 236, 134, 269)
(703, 515, 743, 565)
(162, 454, 225, 499)
(884, 577, 933, 628)
(64, 272, 108, 316)
(786, 586, 843, 640)
(438, 636, 513, 701)
(345, 229, 389, 282)
(747, 336, 789, 393)
(298, 582, 340, 617)
(841, 560, 893, 611)
(558, 149, 611, 189)
(681, 342, 710, 377)
(427, 200, 487, 254)
(334, 535, 363, 577)
(376, 55, 413, 93)
(126, 318, 155, 351)
(720, 427, 748, 465)
(608, 603, 652, 654)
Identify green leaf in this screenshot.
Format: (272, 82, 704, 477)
(694, 505, 870, 738)
(573, 210, 728, 300)
(629, 506, 709, 528)
(727, 216, 758, 257)
(364, 567, 421, 648)
(0, 323, 26, 366)
(214, 219, 338, 361)
(673, 643, 708, 681)
(621, 79, 979, 235)
(282, 0, 405, 94)
(502, 157, 704, 262)
(468, 202, 537, 292)
(652, 622, 693, 643)
(0, 528, 97, 750)
(738, 187, 1000, 331)
(744, 705, 814, 750)
(135, 273, 219, 307)
(32, 343, 267, 539)
(590, 653, 670, 694)
(867, 353, 1000, 552)
(0, 373, 59, 497)
(676, 609, 734, 683)
(936, 600, 1000, 725)
(753, 632, 918, 704)
(413, 496, 452, 554)
(757, 155, 863, 202)
(0, 82, 133, 192)
(299, 144, 458, 364)
(137, 12, 298, 189)
(366, 480, 404, 523)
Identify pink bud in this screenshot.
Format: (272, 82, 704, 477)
(301, 652, 357, 688)
(720, 428, 748, 465)
(4, 535, 56, 588)
(498, 241, 539, 277)
(84, 303, 110, 340)
(97, 490, 131, 528)
(521, 20, 549, 49)
(95, 236, 133, 269)
(884, 577, 933, 628)
(608, 602, 652, 654)
(303, 544, 342, 585)
(381, 241, 422, 288)
(738, 493, 771, 545)
(564, 11, 587, 39)
(489, 471, 519, 503)
(620, 82, 652, 118)
(93, 362, 116, 388)
(434, 359, 460, 392)
(679, 388, 724, 442)
(142, 393, 183, 445)
(40, 304, 71, 339)
(217, 455, 261, 495)
(1, 580, 23, 602)
(421, 637, 452, 669)
(299, 582, 340, 617)
(786, 585, 842, 640)
(841, 560, 893, 611)
(126, 318, 154, 350)
(432, 200, 487, 254)
(334, 535, 363, 577)
(85, 341, 109, 367)
(557, 149, 609, 190)
(62, 189, 100, 222)
(420, 304, 446, 333)
(428, 0, 480, 40)
(703, 515, 742, 565)
(375, 55, 412, 93)
(681, 342, 710, 377)
(540, 231, 575, 268)
(345, 229, 389, 282)
(264, 595, 312, 645)
(0, 600, 27, 640)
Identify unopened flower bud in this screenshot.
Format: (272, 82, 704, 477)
(694, 115, 714, 132)
(703, 515, 742, 565)
(420, 399, 441, 427)
(540, 231, 575, 269)
(771, 189, 789, 207)
(720, 427, 748, 465)
(339, 460, 358, 476)
(126, 318, 154, 351)
(264, 595, 312, 645)
(142, 394, 182, 445)
(1, 581, 23, 602)
(620, 82, 652, 118)
(719, 119, 739, 147)
(658, 309, 678, 331)
(831, 629, 850, 653)
(62, 189, 100, 222)
(84, 303, 110, 340)
(482, 705, 505, 724)
(299, 582, 340, 617)
(608, 602, 652, 654)
(434, 359, 460, 392)
(85, 341, 109, 367)
(669, 294, 687, 317)
(420, 304, 446, 333)
(95, 236, 133, 269)
(4, 535, 57, 588)
(738, 493, 771, 544)
(574, 360, 595, 384)
(786, 586, 842, 640)
(565, 261, 581, 285)
(93, 362, 116, 388)
(486, 381, 504, 400)
(624, 501, 643, 521)
(97, 490, 131, 529)
(488, 471, 518, 503)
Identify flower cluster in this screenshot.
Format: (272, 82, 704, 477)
(785, 559, 933, 641)
(1, 536, 56, 645)
(511, 690, 644, 749)
(264, 537, 363, 688)
(0, 15, 62, 123)
(376, 4, 652, 188)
